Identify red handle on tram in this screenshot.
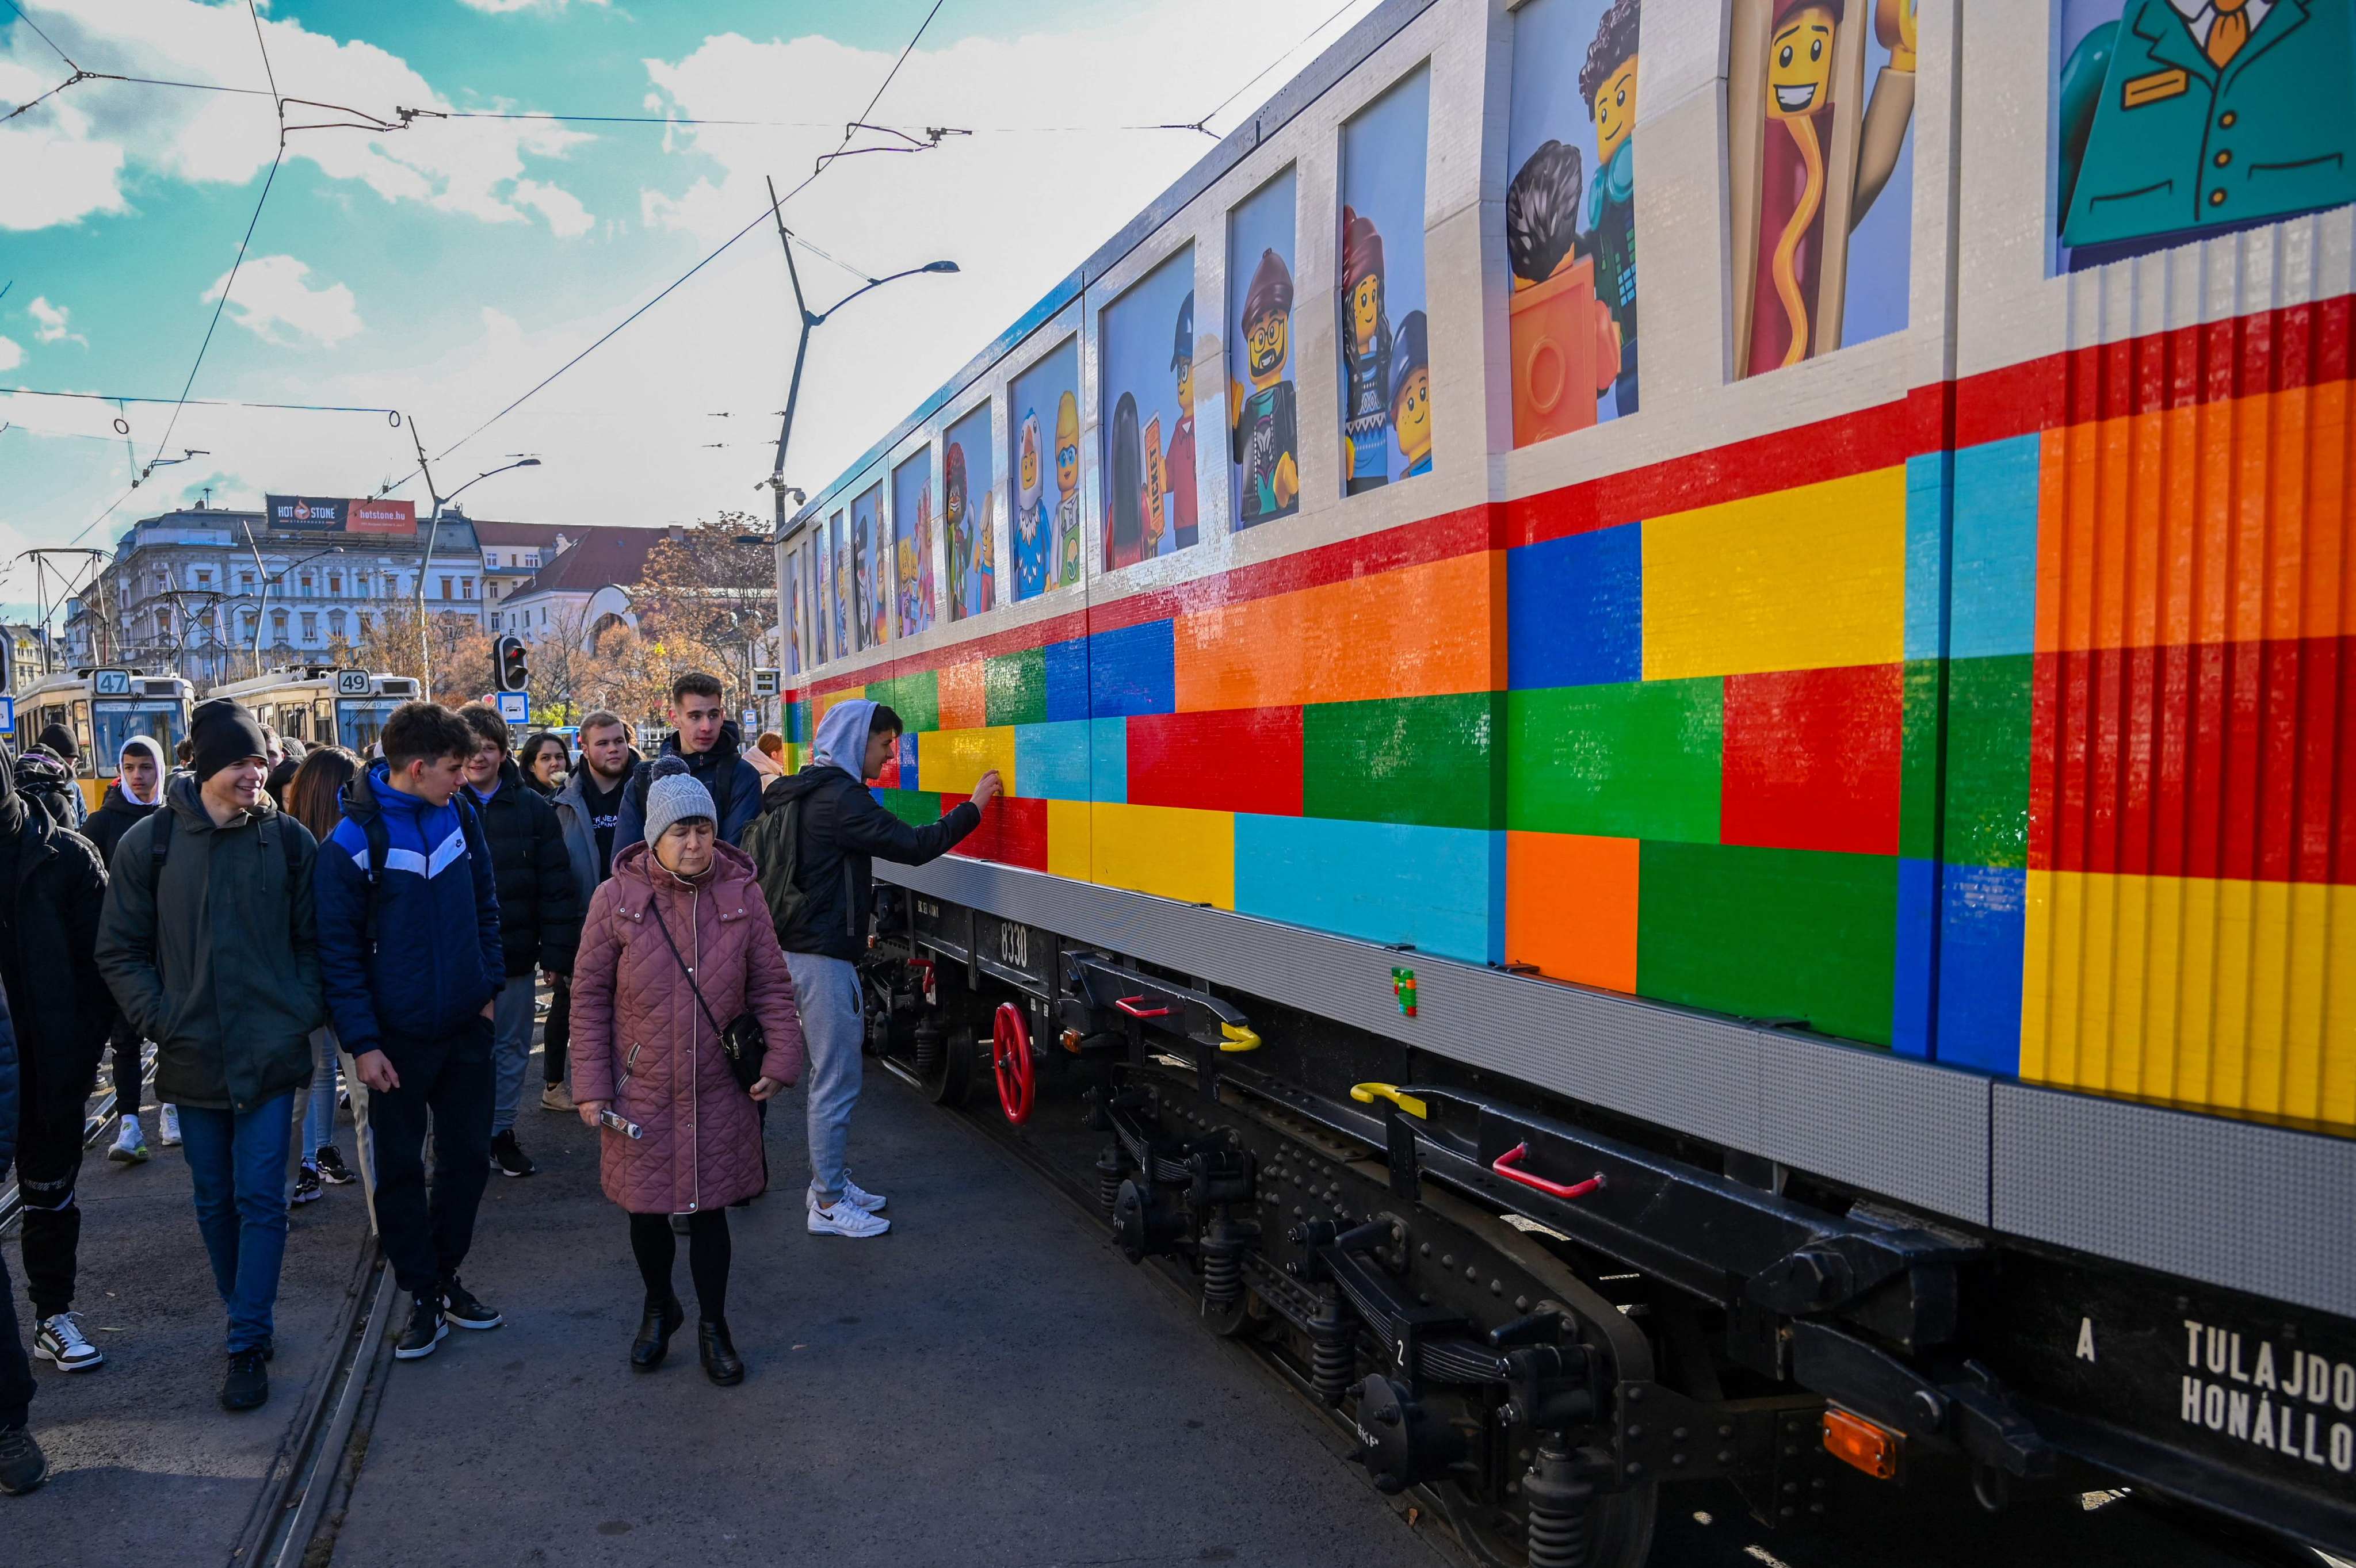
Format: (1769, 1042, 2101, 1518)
(1491, 1143, 1604, 1200)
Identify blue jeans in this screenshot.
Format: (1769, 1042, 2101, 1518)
(301, 1027, 341, 1161)
(180, 1093, 295, 1354)
(785, 952, 862, 1207)
(488, 974, 537, 1137)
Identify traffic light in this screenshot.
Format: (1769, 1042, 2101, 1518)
(495, 634, 529, 693)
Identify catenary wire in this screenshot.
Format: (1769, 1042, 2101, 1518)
(1, 386, 402, 416)
(0, 0, 74, 68)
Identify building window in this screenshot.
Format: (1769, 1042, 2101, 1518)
(196, 569, 213, 589)
(462, 578, 475, 600)
(239, 572, 255, 596)
(158, 609, 174, 635)
(438, 577, 451, 599)
(238, 610, 255, 640)
(329, 609, 347, 639)
(300, 612, 318, 642)
(329, 572, 342, 595)
(272, 609, 288, 639)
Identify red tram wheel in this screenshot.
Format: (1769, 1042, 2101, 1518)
(991, 1002, 1035, 1126)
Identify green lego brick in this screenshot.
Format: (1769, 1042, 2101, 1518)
(889, 667, 941, 734)
(1943, 653, 2032, 869)
(879, 788, 942, 828)
(1636, 840, 1899, 1046)
(1507, 678, 1721, 843)
(1900, 659, 1942, 862)
(1303, 693, 1502, 831)
(984, 648, 1047, 727)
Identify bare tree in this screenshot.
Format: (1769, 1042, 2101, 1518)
(357, 607, 492, 705)
(632, 513, 772, 703)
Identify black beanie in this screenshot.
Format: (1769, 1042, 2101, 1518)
(35, 723, 76, 762)
(190, 698, 270, 783)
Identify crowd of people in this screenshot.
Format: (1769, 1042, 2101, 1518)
(0, 671, 1001, 1496)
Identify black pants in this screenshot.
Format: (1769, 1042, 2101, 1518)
(110, 1016, 143, 1117)
(368, 1018, 495, 1298)
(14, 1106, 86, 1322)
(0, 1162, 33, 1431)
(541, 974, 571, 1088)
(628, 1210, 730, 1321)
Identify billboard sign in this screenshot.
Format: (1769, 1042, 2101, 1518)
(347, 498, 417, 535)
(265, 495, 346, 530)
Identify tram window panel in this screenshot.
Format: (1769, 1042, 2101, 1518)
(1100, 244, 1199, 573)
(1338, 66, 1435, 496)
(71, 699, 93, 769)
(1505, 0, 1641, 441)
(1007, 335, 1083, 601)
(892, 450, 938, 637)
(314, 697, 334, 740)
(93, 702, 182, 775)
(1228, 167, 1301, 530)
(851, 484, 889, 648)
(942, 402, 996, 622)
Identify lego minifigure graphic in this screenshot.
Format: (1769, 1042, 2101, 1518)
(1389, 311, 1432, 479)
(833, 526, 851, 652)
(1165, 292, 1198, 549)
(897, 479, 933, 636)
(1053, 391, 1083, 588)
(1583, 0, 1640, 412)
(2056, 0, 2353, 265)
(1231, 247, 1300, 527)
(944, 440, 972, 617)
(1727, 0, 1915, 377)
(973, 485, 996, 610)
(1143, 416, 1167, 559)
(1014, 410, 1049, 601)
(1339, 206, 1393, 495)
(1106, 390, 1148, 572)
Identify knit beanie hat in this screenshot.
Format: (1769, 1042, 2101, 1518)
(190, 698, 270, 783)
(643, 754, 717, 845)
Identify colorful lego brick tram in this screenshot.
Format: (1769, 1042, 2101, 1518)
(776, 1, 2356, 1561)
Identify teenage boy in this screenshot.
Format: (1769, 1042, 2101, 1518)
(1, 977, 49, 1493)
(0, 741, 112, 1378)
(86, 736, 167, 1164)
(455, 703, 578, 1177)
(96, 699, 325, 1412)
(543, 710, 633, 1111)
(614, 672, 761, 855)
(315, 702, 507, 1362)
(758, 699, 998, 1237)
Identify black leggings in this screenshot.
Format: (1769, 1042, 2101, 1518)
(628, 1210, 730, 1321)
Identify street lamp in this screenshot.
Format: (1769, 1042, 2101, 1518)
(402, 433, 543, 690)
(758, 174, 956, 545)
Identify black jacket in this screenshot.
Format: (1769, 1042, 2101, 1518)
(763, 765, 979, 962)
(83, 780, 162, 863)
(466, 757, 582, 976)
(95, 775, 323, 1113)
(0, 771, 113, 1128)
(616, 722, 762, 853)
(0, 965, 17, 1175)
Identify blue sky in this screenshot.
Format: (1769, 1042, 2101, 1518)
(0, 0, 1380, 618)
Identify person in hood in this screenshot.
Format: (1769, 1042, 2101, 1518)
(94, 698, 324, 1414)
(457, 703, 580, 1179)
(15, 737, 83, 833)
(312, 701, 507, 1365)
(613, 671, 761, 856)
(0, 935, 50, 1494)
(86, 736, 168, 1165)
(543, 710, 635, 1114)
(0, 733, 111, 1386)
(570, 759, 805, 1385)
(755, 698, 998, 1237)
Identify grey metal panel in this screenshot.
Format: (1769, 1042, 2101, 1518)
(1994, 1084, 2356, 1319)
(878, 856, 1993, 1223)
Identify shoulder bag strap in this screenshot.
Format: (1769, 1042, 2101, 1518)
(645, 894, 726, 1043)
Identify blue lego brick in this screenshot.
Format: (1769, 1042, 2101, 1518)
(1507, 522, 1641, 689)
(1233, 815, 1502, 965)
(898, 731, 920, 791)
(1088, 619, 1177, 718)
(1950, 435, 2041, 660)
(1044, 637, 1091, 723)
(1904, 451, 1952, 663)
(1014, 720, 1091, 800)
(1090, 717, 1128, 802)
(1936, 862, 2026, 1074)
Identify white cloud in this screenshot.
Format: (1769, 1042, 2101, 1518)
(205, 255, 364, 346)
(0, 0, 594, 233)
(456, 0, 608, 11)
(0, 335, 21, 372)
(27, 297, 84, 345)
(512, 178, 594, 238)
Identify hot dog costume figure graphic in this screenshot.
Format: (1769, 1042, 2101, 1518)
(2057, 0, 2355, 267)
(1728, 0, 1917, 377)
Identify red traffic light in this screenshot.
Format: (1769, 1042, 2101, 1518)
(495, 634, 529, 693)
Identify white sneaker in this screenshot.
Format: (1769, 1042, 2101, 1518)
(158, 1105, 182, 1148)
(109, 1115, 149, 1165)
(809, 1174, 887, 1214)
(33, 1313, 104, 1372)
(807, 1200, 891, 1238)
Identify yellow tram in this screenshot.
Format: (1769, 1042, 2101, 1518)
(204, 666, 424, 756)
(7, 667, 196, 813)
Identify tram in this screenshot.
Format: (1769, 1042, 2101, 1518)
(777, 0, 2356, 1562)
(7, 667, 196, 812)
(204, 667, 425, 756)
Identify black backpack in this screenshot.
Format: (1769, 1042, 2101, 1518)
(147, 806, 305, 889)
(741, 774, 859, 943)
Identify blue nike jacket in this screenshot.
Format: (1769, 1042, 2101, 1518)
(314, 760, 505, 1056)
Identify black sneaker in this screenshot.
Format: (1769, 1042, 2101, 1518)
(314, 1147, 356, 1185)
(490, 1130, 536, 1179)
(440, 1277, 503, 1331)
(394, 1292, 448, 1360)
(0, 1424, 47, 1495)
(219, 1349, 269, 1412)
(292, 1166, 322, 1205)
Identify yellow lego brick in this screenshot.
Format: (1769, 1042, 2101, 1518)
(924, 726, 1018, 796)
(1046, 799, 1091, 882)
(1086, 802, 1234, 909)
(1642, 466, 1906, 680)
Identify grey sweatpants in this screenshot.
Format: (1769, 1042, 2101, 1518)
(785, 951, 862, 1207)
(488, 973, 538, 1138)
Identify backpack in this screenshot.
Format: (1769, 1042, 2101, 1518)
(147, 806, 305, 889)
(739, 777, 813, 936)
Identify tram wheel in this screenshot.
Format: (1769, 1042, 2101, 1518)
(991, 1003, 1036, 1125)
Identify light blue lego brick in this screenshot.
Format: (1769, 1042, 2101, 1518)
(1233, 815, 1502, 965)
(1951, 435, 2041, 660)
(1013, 720, 1091, 801)
(1904, 451, 1952, 663)
(1090, 716, 1127, 803)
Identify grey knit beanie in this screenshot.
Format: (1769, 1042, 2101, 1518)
(643, 754, 717, 845)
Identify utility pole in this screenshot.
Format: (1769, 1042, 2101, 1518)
(409, 416, 449, 693)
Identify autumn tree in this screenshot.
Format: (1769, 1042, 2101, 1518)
(631, 513, 774, 702)
(356, 606, 494, 706)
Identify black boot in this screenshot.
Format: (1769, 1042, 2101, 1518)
(698, 1318, 743, 1386)
(631, 1295, 684, 1372)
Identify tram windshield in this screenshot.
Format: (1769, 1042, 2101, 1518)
(93, 699, 185, 777)
(337, 697, 405, 756)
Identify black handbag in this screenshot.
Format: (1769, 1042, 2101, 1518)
(645, 897, 766, 1093)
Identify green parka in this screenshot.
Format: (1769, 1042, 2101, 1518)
(94, 773, 326, 1112)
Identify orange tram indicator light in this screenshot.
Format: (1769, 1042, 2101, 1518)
(1820, 1407, 1901, 1481)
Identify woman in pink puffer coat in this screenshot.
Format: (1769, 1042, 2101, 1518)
(570, 759, 805, 1385)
